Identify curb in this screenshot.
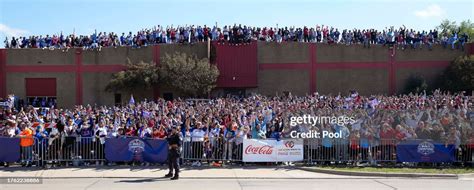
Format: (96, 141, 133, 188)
(0, 176, 390, 180)
(1, 166, 469, 179)
(457, 173, 474, 180)
(298, 167, 459, 178)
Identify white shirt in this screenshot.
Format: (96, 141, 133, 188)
(7, 127, 16, 137)
(184, 131, 191, 142)
(95, 126, 108, 144)
(235, 130, 247, 144)
(351, 119, 363, 131)
(209, 127, 220, 138)
(191, 129, 205, 142)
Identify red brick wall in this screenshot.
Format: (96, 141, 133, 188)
(2, 42, 471, 107)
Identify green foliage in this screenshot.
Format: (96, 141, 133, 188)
(437, 19, 457, 33)
(437, 19, 474, 39)
(439, 55, 474, 93)
(159, 52, 219, 96)
(458, 20, 474, 38)
(404, 74, 428, 94)
(106, 59, 160, 92)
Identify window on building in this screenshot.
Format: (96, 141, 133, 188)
(224, 88, 246, 98)
(26, 97, 57, 108)
(25, 78, 57, 108)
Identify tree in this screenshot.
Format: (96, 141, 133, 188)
(106, 59, 160, 92)
(437, 19, 474, 39)
(437, 19, 457, 34)
(458, 20, 474, 38)
(404, 74, 428, 94)
(439, 55, 474, 93)
(159, 52, 219, 96)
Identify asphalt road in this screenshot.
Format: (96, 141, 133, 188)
(0, 178, 472, 190)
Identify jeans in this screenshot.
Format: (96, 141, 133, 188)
(363, 39, 370, 48)
(426, 42, 432, 50)
(460, 41, 465, 51)
(450, 40, 457, 49)
(168, 148, 180, 176)
(21, 146, 33, 162)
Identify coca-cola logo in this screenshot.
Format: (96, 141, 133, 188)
(245, 145, 273, 155)
(285, 141, 295, 148)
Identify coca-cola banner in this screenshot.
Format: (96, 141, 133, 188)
(243, 139, 303, 162)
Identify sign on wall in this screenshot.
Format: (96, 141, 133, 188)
(396, 140, 456, 163)
(243, 139, 303, 162)
(105, 137, 168, 163)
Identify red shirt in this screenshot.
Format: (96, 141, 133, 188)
(269, 29, 274, 37)
(350, 137, 359, 149)
(126, 129, 136, 136)
(398, 35, 404, 42)
(323, 29, 328, 37)
(395, 130, 406, 141)
(148, 119, 155, 128)
(380, 128, 396, 145)
(469, 137, 474, 148)
(153, 130, 167, 139)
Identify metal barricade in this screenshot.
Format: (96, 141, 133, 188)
(4, 136, 473, 167)
(456, 145, 474, 165)
(304, 138, 398, 164)
(181, 137, 226, 163)
(41, 136, 106, 165)
(229, 137, 244, 162)
(20, 137, 42, 165)
(181, 136, 243, 164)
(181, 137, 204, 162)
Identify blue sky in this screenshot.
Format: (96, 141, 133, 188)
(0, 0, 472, 42)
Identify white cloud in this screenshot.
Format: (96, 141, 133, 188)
(414, 4, 446, 18)
(0, 23, 29, 37)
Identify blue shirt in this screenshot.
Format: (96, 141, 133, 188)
(35, 130, 48, 142)
(322, 136, 332, 147)
(269, 131, 280, 140)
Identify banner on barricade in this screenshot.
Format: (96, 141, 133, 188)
(105, 138, 168, 163)
(243, 139, 303, 162)
(396, 140, 455, 163)
(0, 138, 20, 162)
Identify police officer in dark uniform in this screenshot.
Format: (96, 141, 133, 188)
(165, 126, 181, 180)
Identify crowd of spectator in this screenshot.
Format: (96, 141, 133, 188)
(3, 24, 470, 51)
(1, 90, 473, 166)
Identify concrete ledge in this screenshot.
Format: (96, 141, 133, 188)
(0, 165, 347, 179)
(1, 165, 469, 179)
(299, 167, 460, 178)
